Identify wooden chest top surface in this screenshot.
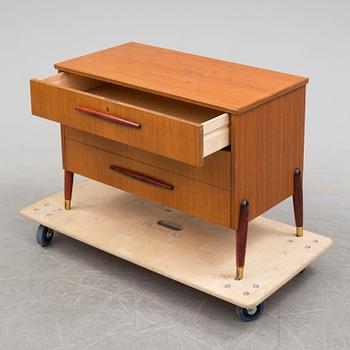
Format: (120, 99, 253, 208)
(55, 42, 308, 114)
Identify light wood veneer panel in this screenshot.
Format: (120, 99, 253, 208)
(65, 139, 230, 227)
(31, 79, 204, 166)
(64, 127, 230, 190)
(31, 73, 231, 166)
(55, 42, 308, 113)
(231, 87, 306, 229)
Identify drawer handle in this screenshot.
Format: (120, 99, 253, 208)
(109, 165, 174, 190)
(75, 105, 141, 129)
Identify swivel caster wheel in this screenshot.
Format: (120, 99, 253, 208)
(36, 225, 54, 247)
(236, 303, 264, 322)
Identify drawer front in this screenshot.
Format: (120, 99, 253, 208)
(65, 139, 230, 227)
(31, 75, 230, 167)
(64, 127, 230, 190)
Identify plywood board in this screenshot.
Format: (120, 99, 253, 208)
(20, 180, 332, 308)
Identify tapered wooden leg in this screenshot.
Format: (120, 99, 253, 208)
(64, 170, 74, 210)
(236, 200, 249, 280)
(293, 168, 303, 237)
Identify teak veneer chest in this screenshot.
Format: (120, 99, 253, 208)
(30, 42, 308, 280)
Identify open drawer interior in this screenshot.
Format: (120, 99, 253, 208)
(45, 73, 230, 154)
(35, 73, 231, 164)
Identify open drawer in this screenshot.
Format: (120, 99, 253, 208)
(30, 73, 230, 166)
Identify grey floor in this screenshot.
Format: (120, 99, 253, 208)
(1, 179, 349, 350)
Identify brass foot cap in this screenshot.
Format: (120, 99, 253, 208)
(235, 267, 244, 280)
(296, 226, 303, 237)
(64, 200, 71, 210)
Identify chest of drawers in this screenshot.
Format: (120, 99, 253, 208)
(30, 42, 308, 280)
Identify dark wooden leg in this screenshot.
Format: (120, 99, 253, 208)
(236, 200, 249, 280)
(64, 170, 74, 210)
(293, 168, 303, 237)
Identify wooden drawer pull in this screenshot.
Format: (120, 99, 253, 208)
(109, 165, 174, 190)
(75, 105, 141, 129)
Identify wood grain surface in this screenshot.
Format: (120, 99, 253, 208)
(31, 43, 308, 231)
(31, 74, 230, 166)
(236, 200, 249, 270)
(54, 42, 308, 113)
(64, 170, 74, 201)
(231, 87, 306, 229)
(31, 79, 202, 166)
(293, 168, 303, 228)
(65, 139, 230, 226)
(64, 127, 231, 190)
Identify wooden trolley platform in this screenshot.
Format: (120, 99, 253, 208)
(20, 180, 332, 319)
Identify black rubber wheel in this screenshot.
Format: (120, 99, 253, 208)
(36, 225, 54, 247)
(236, 303, 264, 322)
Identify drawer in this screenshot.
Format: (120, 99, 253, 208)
(63, 126, 231, 190)
(65, 139, 230, 227)
(31, 73, 230, 167)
